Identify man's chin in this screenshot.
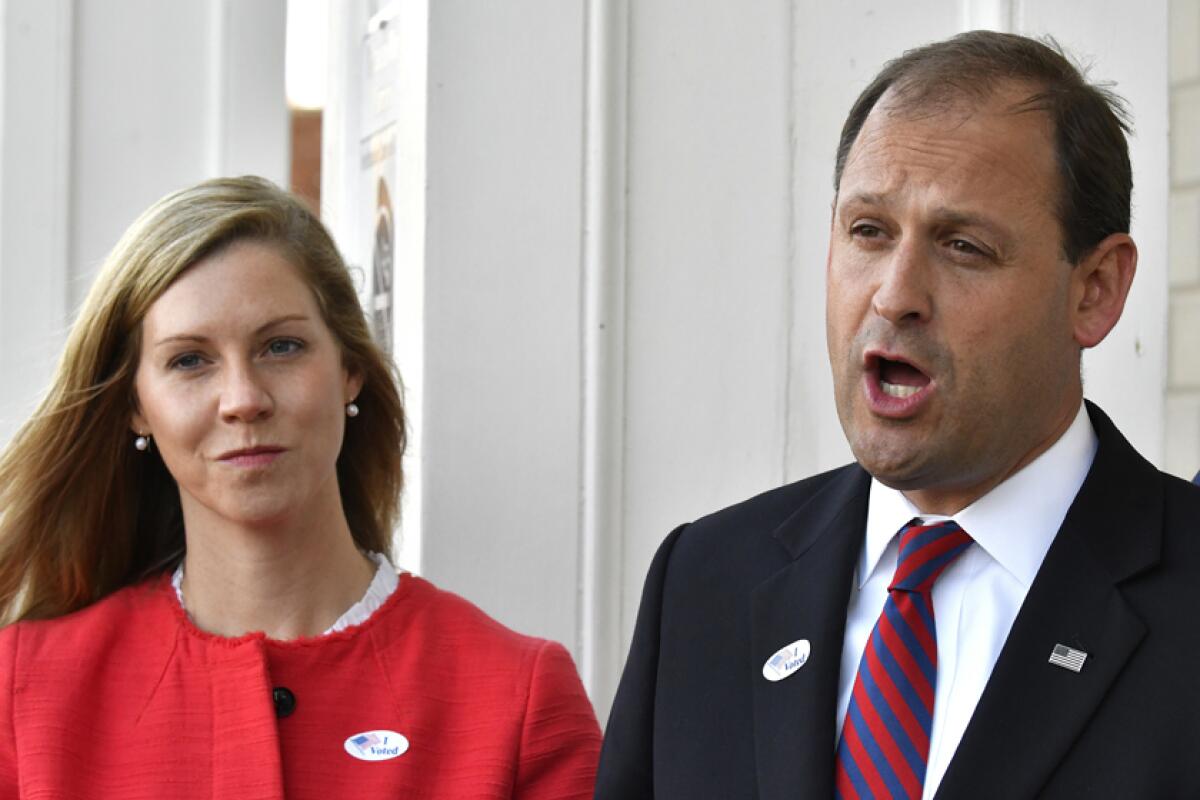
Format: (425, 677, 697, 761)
(846, 427, 935, 487)
(865, 468, 934, 493)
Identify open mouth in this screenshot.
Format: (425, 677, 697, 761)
(877, 356, 930, 398)
(863, 352, 934, 417)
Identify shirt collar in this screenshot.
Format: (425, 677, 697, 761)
(860, 402, 1098, 588)
(171, 551, 401, 636)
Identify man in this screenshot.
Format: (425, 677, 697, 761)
(595, 31, 1200, 800)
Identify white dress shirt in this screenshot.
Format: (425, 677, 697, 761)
(836, 402, 1098, 799)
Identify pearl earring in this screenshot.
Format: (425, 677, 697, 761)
(134, 434, 151, 451)
(346, 402, 359, 418)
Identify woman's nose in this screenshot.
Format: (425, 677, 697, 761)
(218, 364, 274, 422)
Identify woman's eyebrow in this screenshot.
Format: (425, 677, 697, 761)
(152, 314, 312, 347)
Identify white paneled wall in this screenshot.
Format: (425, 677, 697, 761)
(619, 0, 796, 682)
(422, 0, 589, 670)
(0, 1, 72, 449)
(1168, 0, 1200, 480)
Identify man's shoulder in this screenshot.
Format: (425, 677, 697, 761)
(1085, 402, 1200, 534)
(663, 463, 866, 573)
(1159, 468, 1200, 533)
(1132, 468, 1200, 576)
(691, 463, 863, 533)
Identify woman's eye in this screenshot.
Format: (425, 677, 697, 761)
(169, 353, 204, 371)
(267, 338, 304, 357)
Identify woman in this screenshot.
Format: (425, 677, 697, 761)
(0, 177, 600, 798)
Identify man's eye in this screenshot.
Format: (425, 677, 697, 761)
(267, 338, 303, 356)
(948, 239, 986, 256)
(851, 224, 883, 238)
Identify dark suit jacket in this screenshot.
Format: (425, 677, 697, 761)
(596, 403, 1200, 799)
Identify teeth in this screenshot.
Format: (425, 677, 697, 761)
(881, 381, 921, 399)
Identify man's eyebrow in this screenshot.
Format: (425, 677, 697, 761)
(837, 195, 1014, 239)
(152, 314, 312, 347)
(931, 208, 989, 226)
(839, 191, 888, 209)
(929, 207, 1014, 243)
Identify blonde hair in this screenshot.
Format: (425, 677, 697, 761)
(0, 176, 406, 623)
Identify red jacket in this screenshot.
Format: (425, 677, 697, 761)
(0, 573, 601, 798)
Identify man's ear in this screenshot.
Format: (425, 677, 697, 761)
(1070, 232, 1137, 349)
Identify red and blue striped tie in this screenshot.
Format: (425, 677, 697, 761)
(834, 519, 973, 800)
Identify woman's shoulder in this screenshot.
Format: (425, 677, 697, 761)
(380, 575, 601, 788)
(378, 574, 581, 676)
(390, 575, 554, 650)
(0, 575, 175, 660)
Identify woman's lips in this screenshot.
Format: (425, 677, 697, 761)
(217, 447, 286, 467)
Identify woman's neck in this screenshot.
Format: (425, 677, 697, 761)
(177, 498, 376, 640)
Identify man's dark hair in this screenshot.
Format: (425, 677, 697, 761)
(834, 30, 1132, 264)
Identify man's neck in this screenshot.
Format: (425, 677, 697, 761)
(902, 401, 1083, 515)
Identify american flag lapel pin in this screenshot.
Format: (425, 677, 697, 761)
(1048, 643, 1088, 673)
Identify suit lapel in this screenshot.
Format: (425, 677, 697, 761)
(935, 403, 1161, 799)
(751, 466, 869, 800)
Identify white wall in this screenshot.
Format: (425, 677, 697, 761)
(323, 0, 1171, 724)
(0, 0, 287, 446)
(1168, 0, 1200, 481)
(70, 0, 288, 308)
(1024, 1, 1170, 467)
(0, 1, 73, 448)
(421, 0, 589, 661)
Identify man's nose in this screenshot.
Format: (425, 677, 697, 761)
(871, 238, 933, 326)
(218, 363, 274, 422)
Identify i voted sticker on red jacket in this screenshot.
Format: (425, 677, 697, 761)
(344, 730, 409, 761)
(762, 639, 810, 682)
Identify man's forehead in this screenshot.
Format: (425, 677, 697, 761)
(855, 80, 1058, 165)
(843, 85, 1058, 192)
(876, 77, 1049, 121)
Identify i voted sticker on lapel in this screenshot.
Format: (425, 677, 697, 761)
(762, 639, 811, 682)
(344, 730, 409, 761)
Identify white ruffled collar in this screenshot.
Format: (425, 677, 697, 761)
(171, 551, 401, 636)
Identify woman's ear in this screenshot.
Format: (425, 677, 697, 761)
(130, 398, 149, 436)
(344, 370, 365, 406)
(1070, 233, 1137, 349)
